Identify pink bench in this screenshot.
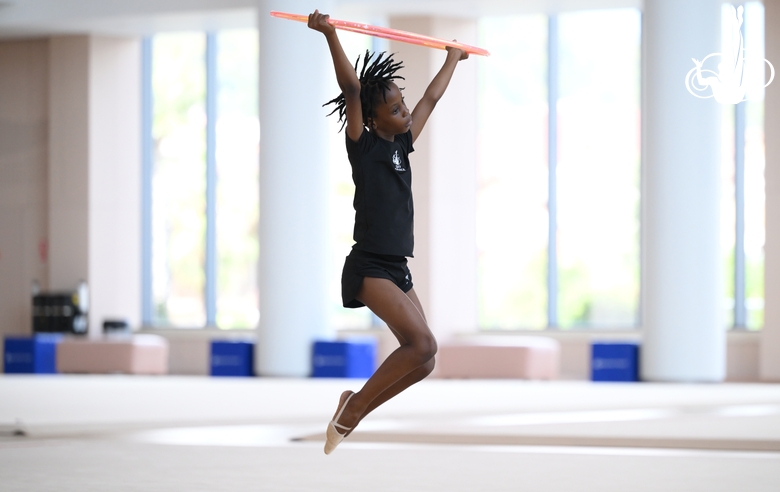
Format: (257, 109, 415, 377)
(437, 336, 560, 380)
(56, 334, 169, 375)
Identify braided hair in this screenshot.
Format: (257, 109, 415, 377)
(324, 50, 405, 131)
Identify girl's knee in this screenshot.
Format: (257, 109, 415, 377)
(421, 356, 435, 376)
(410, 356, 435, 382)
(427, 337, 438, 359)
(414, 335, 437, 363)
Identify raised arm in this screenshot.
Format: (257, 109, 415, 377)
(410, 45, 469, 143)
(308, 10, 364, 142)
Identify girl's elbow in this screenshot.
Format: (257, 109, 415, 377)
(423, 94, 441, 109)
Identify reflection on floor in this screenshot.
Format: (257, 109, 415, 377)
(123, 404, 780, 452)
(1, 376, 779, 491)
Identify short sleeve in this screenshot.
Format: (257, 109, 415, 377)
(397, 130, 414, 154)
(345, 127, 373, 157)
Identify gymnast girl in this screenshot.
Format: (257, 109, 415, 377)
(307, 9, 469, 454)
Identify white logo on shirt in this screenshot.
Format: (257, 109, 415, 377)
(392, 150, 406, 172)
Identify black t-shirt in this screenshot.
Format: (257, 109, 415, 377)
(346, 128, 415, 257)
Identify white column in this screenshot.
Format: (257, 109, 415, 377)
(761, 0, 780, 381)
(49, 36, 141, 336)
(88, 37, 142, 333)
(641, 0, 725, 381)
(257, 0, 333, 376)
(388, 17, 479, 343)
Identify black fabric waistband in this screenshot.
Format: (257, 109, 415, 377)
(353, 249, 407, 263)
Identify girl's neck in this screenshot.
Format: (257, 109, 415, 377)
(370, 127, 395, 142)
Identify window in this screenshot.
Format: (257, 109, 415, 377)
(556, 10, 641, 328)
(142, 30, 259, 329)
(477, 15, 549, 329)
(477, 9, 641, 330)
(721, 2, 766, 330)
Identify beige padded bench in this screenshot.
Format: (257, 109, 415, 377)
(56, 334, 169, 375)
(437, 336, 560, 380)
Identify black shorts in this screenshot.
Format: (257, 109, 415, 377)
(341, 249, 414, 308)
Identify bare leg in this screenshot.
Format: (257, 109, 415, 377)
(332, 279, 436, 432)
(344, 288, 432, 435)
(344, 358, 434, 436)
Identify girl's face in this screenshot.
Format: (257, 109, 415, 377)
(369, 82, 412, 139)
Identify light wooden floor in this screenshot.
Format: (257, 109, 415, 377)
(1, 376, 779, 491)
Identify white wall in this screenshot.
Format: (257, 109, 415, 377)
(88, 36, 142, 332)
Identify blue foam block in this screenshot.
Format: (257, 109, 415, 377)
(311, 339, 377, 378)
(591, 342, 640, 382)
(4, 335, 61, 374)
(210, 340, 255, 377)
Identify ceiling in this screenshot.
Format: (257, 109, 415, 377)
(0, 0, 642, 39)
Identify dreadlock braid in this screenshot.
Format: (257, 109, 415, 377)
(324, 50, 405, 132)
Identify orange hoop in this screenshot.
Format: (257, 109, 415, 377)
(270, 11, 490, 57)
